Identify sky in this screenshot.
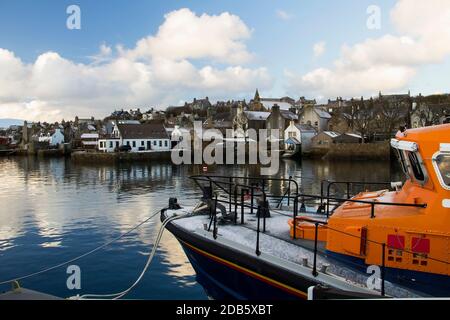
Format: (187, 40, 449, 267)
(0, 0, 450, 122)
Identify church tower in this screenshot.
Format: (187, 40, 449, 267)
(250, 89, 264, 111)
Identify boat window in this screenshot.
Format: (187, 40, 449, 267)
(435, 154, 450, 187)
(396, 149, 409, 175)
(407, 151, 425, 182)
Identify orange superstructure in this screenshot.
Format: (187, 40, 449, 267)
(290, 124, 450, 288)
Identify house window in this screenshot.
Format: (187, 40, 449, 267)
(116, 141, 119, 148)
(132, 141, 136, 148)
(164, 140, 168, 147)
(153, 141, 157, 146)
(159, 140, 162, 147)
(109, 141, 113, 148)
(141, 141, 144, 146)
(126, 141, 130, 146)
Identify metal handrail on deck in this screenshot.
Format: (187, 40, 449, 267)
(189, 175, 448, 297)
(190, 175, 300, 255)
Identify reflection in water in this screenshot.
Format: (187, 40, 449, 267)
(0, 157, 402, 298)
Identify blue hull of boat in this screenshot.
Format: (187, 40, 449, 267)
(180, 242, 302, 300)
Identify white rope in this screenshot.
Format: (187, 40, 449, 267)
(73, 211, 190, 300)
(0, 208, 165, 286)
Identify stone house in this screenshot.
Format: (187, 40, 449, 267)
(298, 105, 331, 132)
(311, 131, 340, 150)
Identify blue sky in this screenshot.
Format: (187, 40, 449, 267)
(0, 0, 449, 121)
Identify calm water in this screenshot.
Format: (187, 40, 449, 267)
(0, 157, 403, 299)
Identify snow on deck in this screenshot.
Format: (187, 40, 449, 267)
(167, 205, 422, 298)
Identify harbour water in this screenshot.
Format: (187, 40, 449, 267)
(0, 157, 402, 299)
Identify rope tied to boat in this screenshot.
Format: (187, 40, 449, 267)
(71, 211, 190, 300)
(0, 207, 171, 292)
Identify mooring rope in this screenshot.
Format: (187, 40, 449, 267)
(0, 207, 166, 287)
(73, 211, 190, 300)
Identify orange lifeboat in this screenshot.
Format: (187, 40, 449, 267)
(290, 124, 450, 295)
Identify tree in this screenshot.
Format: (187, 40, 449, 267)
(352, 98, 374, 142)
(375, 99, 406, 138)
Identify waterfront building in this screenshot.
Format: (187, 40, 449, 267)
(38, 128, 65, 146)
(98, 122, 170, 153)
(310, 131, 340, 150)
(284, 122, 316, 153)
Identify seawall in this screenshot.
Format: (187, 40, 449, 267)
(71, 151, 172, 164)
(310, 141, 391, 160)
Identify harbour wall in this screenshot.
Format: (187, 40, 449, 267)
(71, 151, 172, 164)
(310, 141, 391, 160)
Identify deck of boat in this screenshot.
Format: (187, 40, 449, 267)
(166, 203, 424, 299)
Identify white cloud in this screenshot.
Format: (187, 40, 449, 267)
(287, 0, 450, 98)
(125, 8, 253, 65)
(313, 41, 326, 58)
(276, 10, 293, 21)
(0, 9, 272, 122)
(88, 44, 113, 65)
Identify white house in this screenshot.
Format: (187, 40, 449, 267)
(38, 128, 65, 146)
(98, 122, 170, 153)
(284, 122, 317, 153)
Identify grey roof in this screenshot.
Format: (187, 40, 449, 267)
(117, 123, 169, 139)
(280, 110, 298, 120)
(294, 123, 316, 132)
(314, 107, 332, 119)
(323, 131, 340, 138)
(244, 111, 271, 121)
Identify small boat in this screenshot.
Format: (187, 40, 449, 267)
(162, 124, 450, 299)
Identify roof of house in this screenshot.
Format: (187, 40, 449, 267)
(294, 123, 316, 132)
(323, 131, 340, 138)
(244, 111, 271, 121)
(314, 107, 332, 119)
(117, 123, 169, 139)
(280, 110, 298, 120)
(80, 133, 99, 139)
(344, 133, 362, 139)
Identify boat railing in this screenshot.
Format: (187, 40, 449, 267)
(318, 180, 395, 214)
(189, 175, 441, 297)
(190, 175, 300, 256)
